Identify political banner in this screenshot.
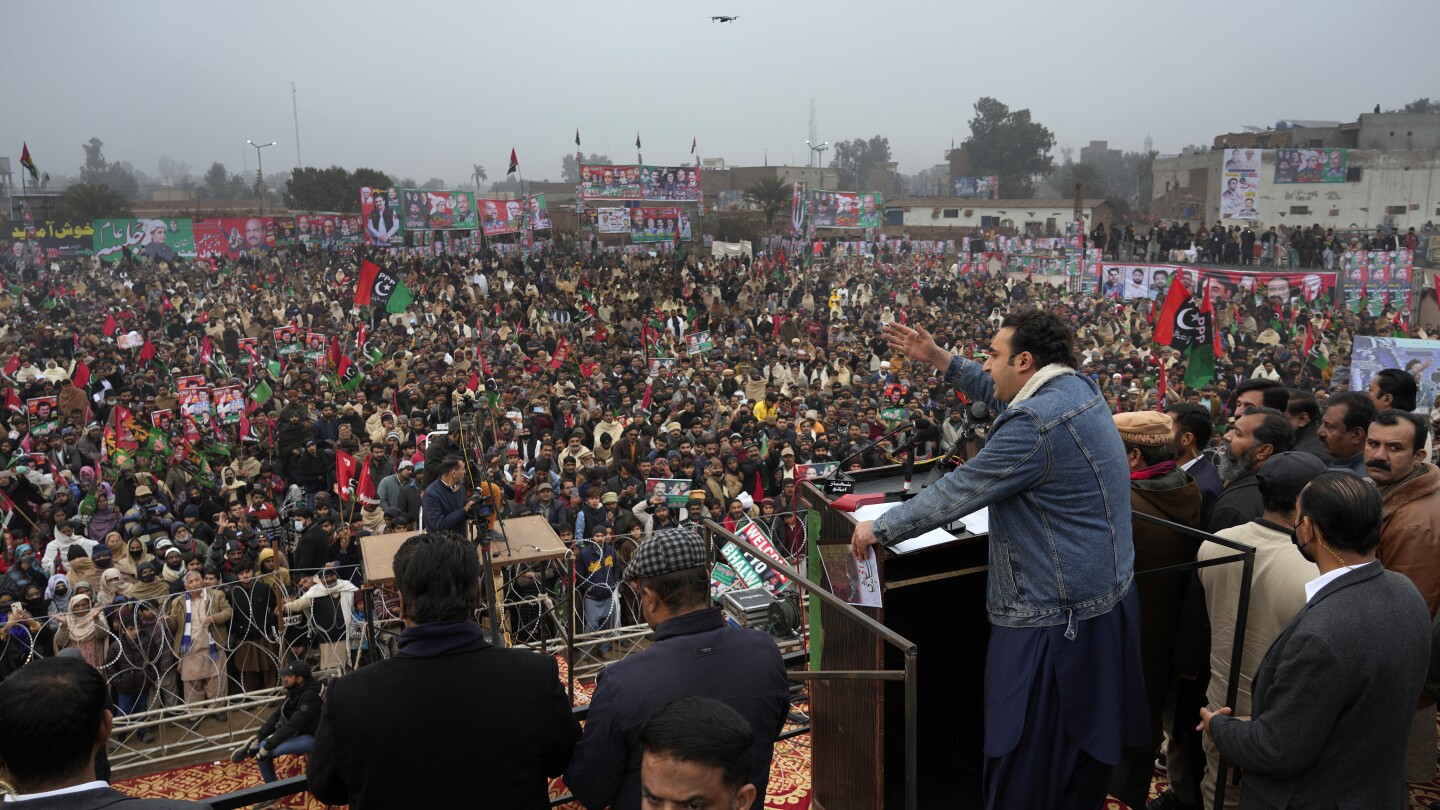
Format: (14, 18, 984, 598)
(176, 375, 206, 392)
(1220, 149, 1261, 220)
(722, 519, 789, 595)
(629, 208, 691, 243)
(178, 387, 211, 421)
(1274, 148, 1346, 184)
(478, 198, 525, 236)
(400, 190, 478, 231)
(360, 186, 402, 246)
(580, 165, 642, 199)
(953, 176, 999, 199)
(594, 208, 630, 234)
(685, 330, 713, 355)
(640, 166, 703, 201)
(26, 396, 58, 437)
(3, 220, 93, 258)
(92, 218, 196, 263)
(192, 217, 283, 259)
(1097, 263, 1337, 305)
(646, 477, 692, 508)
(527, 194, 552, 230)
(1349, 336, 1440, 413)
(211, 385, 245, 424)
(796, 461, 838, 480)
(294, 213, 363, 249)
(150, 409, 174, 433)
(272, 325, 302, 356)
(1341, 249, 1413, 315)
(809, 191, 883, 229)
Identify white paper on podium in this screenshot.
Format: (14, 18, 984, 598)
(851, 502, 990, 554)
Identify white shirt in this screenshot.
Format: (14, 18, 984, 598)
(1304, 561, 1372, 603)
(1181, 457, 1201, 472)
(5, 780, 108, 802)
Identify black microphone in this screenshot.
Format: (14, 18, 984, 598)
(828, 420, 913, 475)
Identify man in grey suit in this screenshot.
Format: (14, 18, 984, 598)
(0, 657, 211, 808)
(1200, 472, 1430, 809)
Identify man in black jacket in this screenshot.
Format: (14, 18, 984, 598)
(564, 526, 789, 810)
(290, 508, 331, 578)
(231, 660, 323, 788)
(308, 533, 579, 810)
(1207, 408, 1294, 533)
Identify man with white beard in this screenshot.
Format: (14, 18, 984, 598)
(1205, 408, 1296, 534)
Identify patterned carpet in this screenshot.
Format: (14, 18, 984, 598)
(113, 655, 812, 809)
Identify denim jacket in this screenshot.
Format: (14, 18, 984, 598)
(873, 355, 1134, 634)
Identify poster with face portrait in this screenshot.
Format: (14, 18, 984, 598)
(479, 198, 528, 236)
(150, 409, 174, 433)
(1340, 249, 1412, 315)
(178, 387, 212, 421)
(629, 208, 691, 244)
(580, 165, 643, 199)
(1096, 263, 1337, 305)
(359, 186, 402, 246)
(1349, 336, 1440, 414)
(192, 217, 283, 259)
(211, 385, 245, 424)
(26, 397, 58, 437)
(1220, 149, 1261, 220)
(3, 221, 93, 259)
(639, 166, 703, 201)
(593, 208, 630, 234)
(527, 194, 552, 230)
(646, 477, 692, 508)
(1274, 148, 1346, 184)
(400, 190, 478, 231)
(92, 219, 196, 263)
(953, 176, 999, 199)
(293, 213, 362, 248)
(272, 326, 301, 356)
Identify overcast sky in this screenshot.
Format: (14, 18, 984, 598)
(5, 0, 1438, 188)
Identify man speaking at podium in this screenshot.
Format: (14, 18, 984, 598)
(852, 310, 1148, 810)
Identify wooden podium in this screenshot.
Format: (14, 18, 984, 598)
(799, 462, 992, 810)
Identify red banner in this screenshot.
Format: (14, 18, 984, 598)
(192, 217, 282, 259)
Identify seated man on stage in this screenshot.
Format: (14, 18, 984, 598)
(852, 311, 1149, 810)
(564, 526, 789, 810)
(230, 660, 323, 792)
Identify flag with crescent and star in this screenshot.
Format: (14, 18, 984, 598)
(354, 259, 414, 314)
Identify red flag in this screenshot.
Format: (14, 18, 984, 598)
(72, 360, 91, 389)
(355, 260, 383, 306)
(4, 388, 21, 415)
(357, 459, 377, 505)
(199, 336, 214, 365)
(1151, 276, 1192, 347)
(239, 408, 251, 442)
(327, 336, 342, 369)
(2, 354, 18, 378)
(507, 148, 518, 176)
(335, 449, 357, 500)
(467, 370, 480, 393)
(640, 381, 653, 412)
(356, 324, 369, 352)
(1154, 358, 1167, 412)
(137, 340, 156, 364)
(102, 314, 118, 337)
(1200, 281, 1221, 355)
(550, 338, 570, 370)
(478, 347, 492, 378)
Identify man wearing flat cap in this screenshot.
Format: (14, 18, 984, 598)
(1107, 412, 1203, 809)
(564, 527, 788, 810)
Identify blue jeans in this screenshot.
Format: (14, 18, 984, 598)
(115, 690, 149, 717)
(582, 593, 616, 655)
(258, 734, 315, 783)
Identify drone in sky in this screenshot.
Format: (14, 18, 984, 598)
(711, 15, 739, 23)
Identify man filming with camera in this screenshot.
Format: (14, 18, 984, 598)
(422, 456, 503, 536)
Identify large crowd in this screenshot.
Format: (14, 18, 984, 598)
(0, 225, 1434, 762)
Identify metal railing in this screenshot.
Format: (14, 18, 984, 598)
(109, 688, 285, 778)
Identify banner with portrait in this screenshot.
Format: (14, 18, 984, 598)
(192, 217, 284, 259)
(293, 213, 363, 248)
(629, 207, 691, 243)
(640, 166, 703, 201)
(400, 190, 478, 231)
(1274, 148, 1346, 184)
(579, 165, 642, 199)
(808, 191, 883, 229)
(92, 218, 196, 263)
(211, 385, 245, 424)
(646, 478, 692, 508)
(1349, 336, 1439, 414)
(593, 207, 630, 234)
(1220, 149, 1261, 220)
(359, 186, 402, 246)
(1096, 263, 1337, 306)
(528, 194, 552, 230)
(953, 176, 999, 199)
(3, 220, 93, 258)
(479, 198, 527, 236)
(26, 397, 58, 437)
(1341, 249, 1413, 315)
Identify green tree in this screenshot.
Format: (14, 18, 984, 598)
(420, 177, 447, 190)
(204, 162, 230, 199)
(78, 137, 140, 200)
(828, 136, 891, 189)
(471, 164, 487, 190)
(284, 166, 392, 212)
(562, 153, 612, 184)
(745, 176, 791, 229)
(1387, 98, 1439, 114)
(961, 98, 1056, 198)
(1059, 162, 1107, 200)
(55, 182, 133, 221)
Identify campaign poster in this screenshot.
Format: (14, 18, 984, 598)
(1349, 336, 1440, 414)
(3, 220, 93, 258)
(272, 325, 302, 356)
(92, 218, 196, 263)
(857, 193, 884, 229)
(1274, 148, 1346, 184)
(1220, 149, 1261, 220)
(1097, 263, 1336, 305)
(150, 409, 174, 433)
(176, 375, 206, 392)
(685, 330, 713, 355)
(294, 212, 362, 250)
(953, 176, 999, 199)
(400, 190, 478, 231)
(818, 543, 882, 607)
(1341, 249, 1412, 315)
(212, 385, 245, 424)
(797, 461, 838, 480)
(640, 166, 703, 201)
(178, 387, 211, 421)
(479, 198, 527, 236)
(728, 520, 790, 594)
(648, 357, 679, 376)
(629, 208, 691, 243)
(594, 208, 630, 234)
(579, 165, 643, 199)
(646, 477, 692, 508)
(528, 194, 552, 230)
(26, 396, 58, 437)
(710, 562, 741, 600)
(809, 191, 865, 228)
(192, 217, 282, 259)
(360, 186, 402, 247)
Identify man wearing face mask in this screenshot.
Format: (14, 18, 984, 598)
(290, 508, 329, 579)
(1206, 408, 1295, 534)
(564, 526, 788, 810)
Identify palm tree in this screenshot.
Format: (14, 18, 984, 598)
(471, 164, 488, 191)
(745, 176, 791, 229)
(56, 182, 133, 221)
(1060, 162, 1106, 200)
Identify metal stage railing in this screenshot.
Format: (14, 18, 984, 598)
(108, 688, 285, 778)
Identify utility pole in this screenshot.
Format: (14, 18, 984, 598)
(292, 82, 302, 167)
